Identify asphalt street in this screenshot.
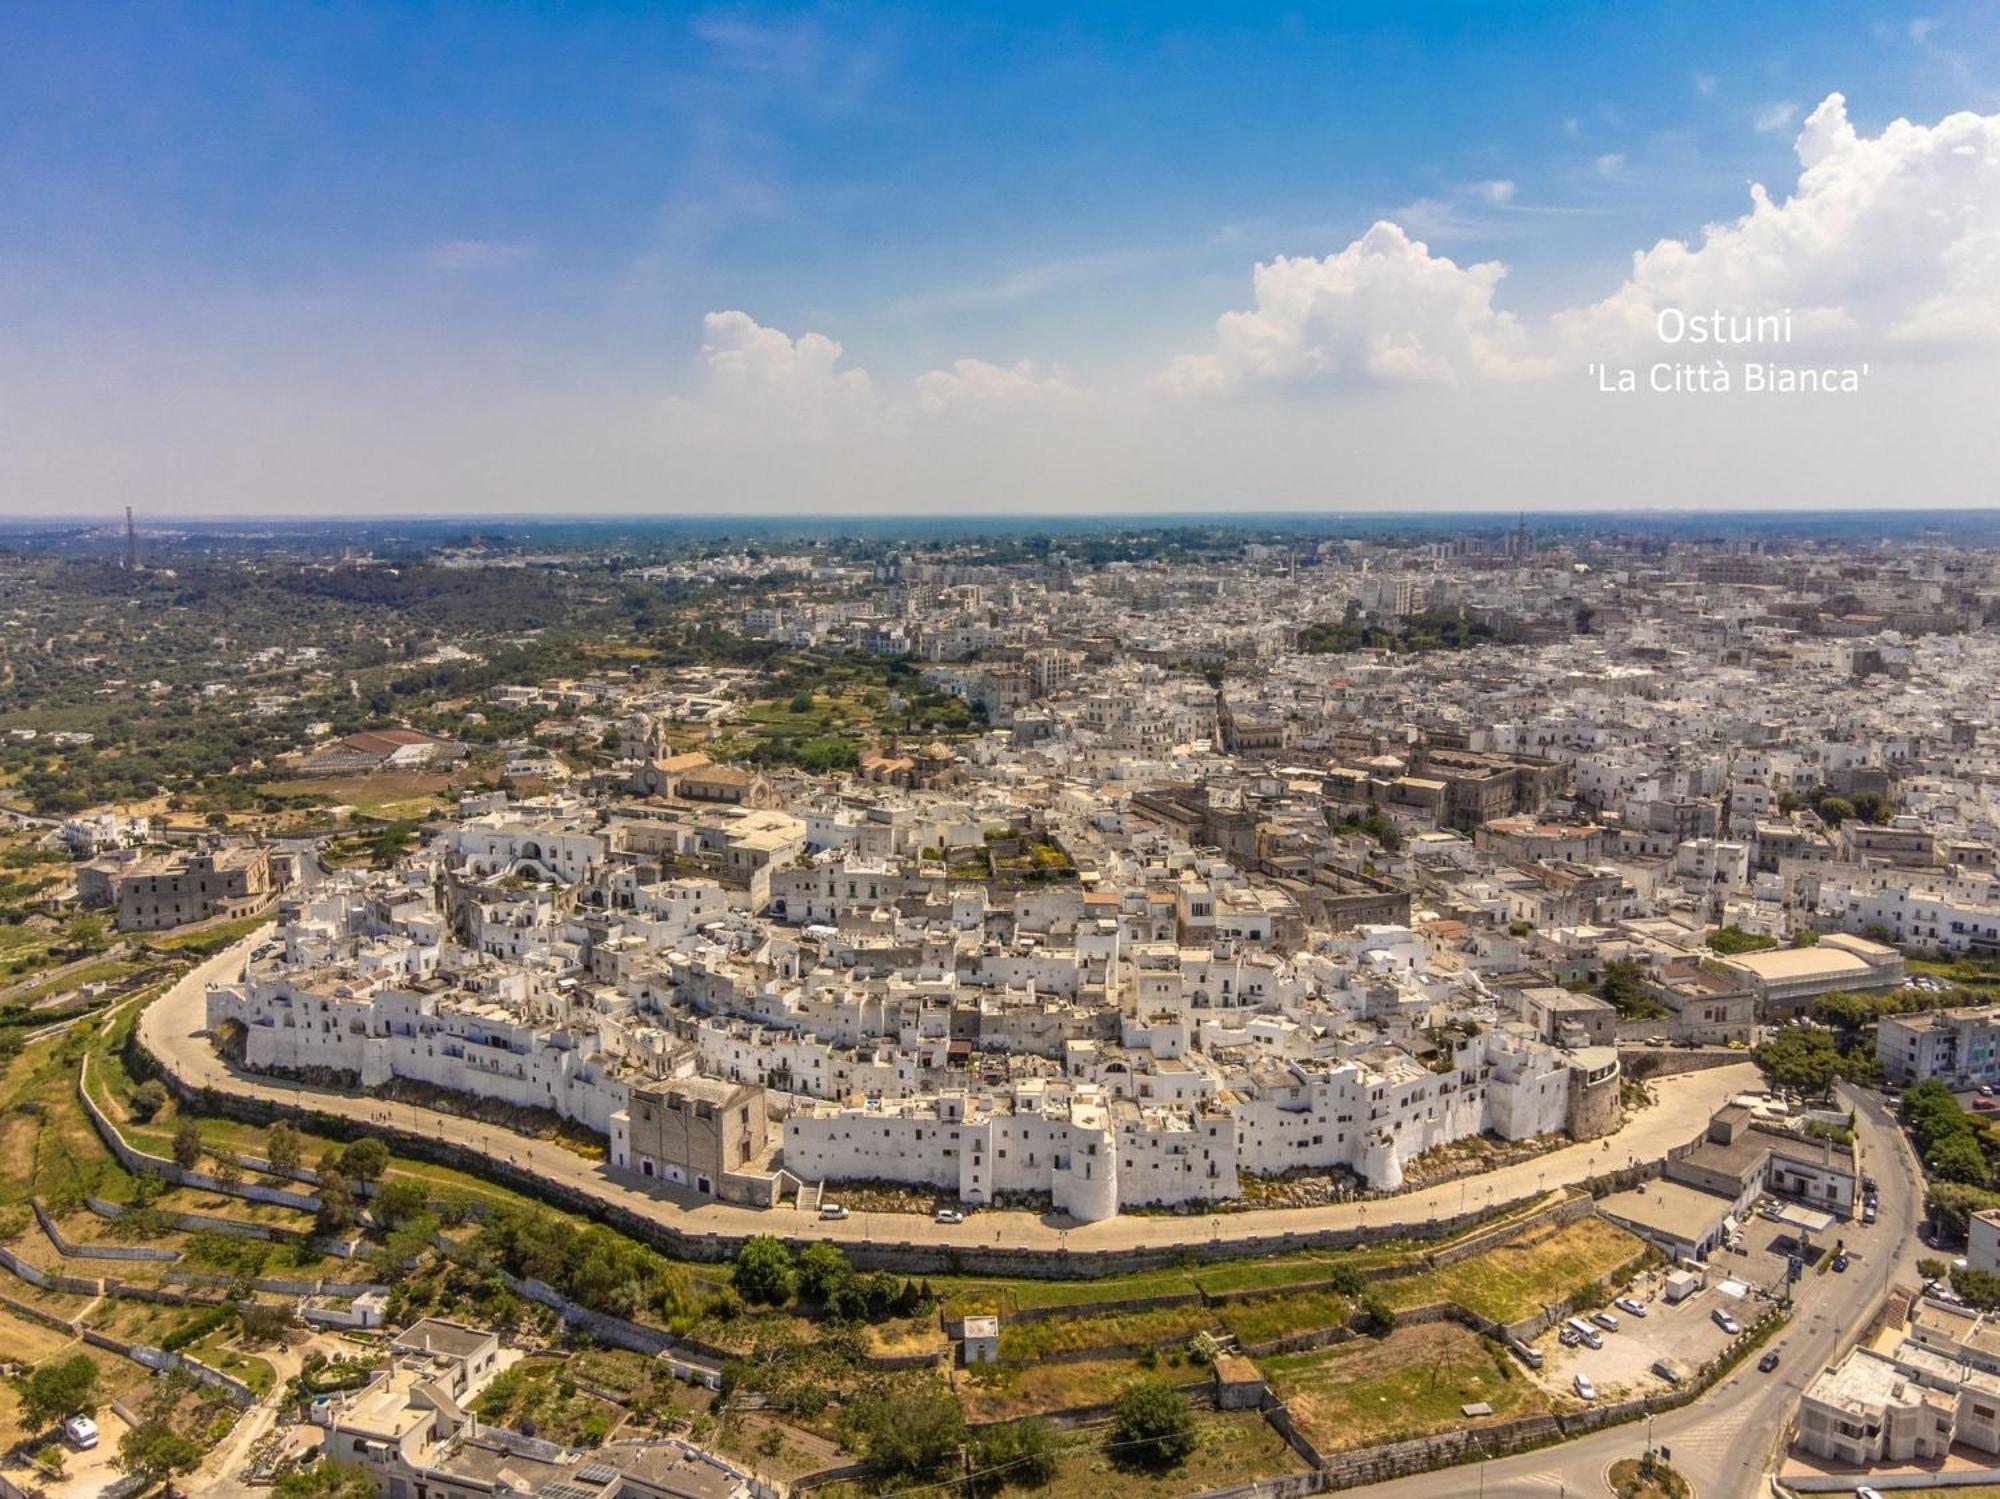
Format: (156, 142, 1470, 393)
(1339, 1080, 1921, 1499)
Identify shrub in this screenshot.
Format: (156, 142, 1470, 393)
(1111, 1379, 1197, 1470)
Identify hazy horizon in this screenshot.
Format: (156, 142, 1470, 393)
(5, 2, 2000, 516)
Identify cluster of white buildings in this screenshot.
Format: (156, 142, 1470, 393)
(205, 532, 2000, 1224)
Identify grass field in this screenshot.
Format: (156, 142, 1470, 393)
(1216, 1288, 1351, 1348)
(1380, 1216, 1646, 1323)
(254, 770, 465, 820)
(143, 915, 274, 955)
(996, 1303, 1219, 1361)
(1261, 1320, 1549, 1453)
(957, 1357, 1185, 1424)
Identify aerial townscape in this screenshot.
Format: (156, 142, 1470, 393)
(9, 4, 2000, 1498)
(1, 511, 1999, 1499)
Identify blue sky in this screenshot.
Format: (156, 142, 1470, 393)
(3, 2, 1999, 514)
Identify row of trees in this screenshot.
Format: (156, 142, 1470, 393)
(842, 1373, 1196, 1488)
(1903, 1080, 1996, 1187)
(731, 1235, 936, 1322)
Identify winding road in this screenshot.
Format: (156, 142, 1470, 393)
(1339, 1079, 1921, 1498)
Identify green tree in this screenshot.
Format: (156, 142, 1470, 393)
(371, 1178, 427, 1227)
(118, 1420, 203, 1491)
(315, 1167, 360, 1237)
(129, 1079, 170, 1123)
(62, 914, 108, 951)
(208, 1149, 244, 1188)
(265, 1120, 302, 1174)
(970, 1417, 1058, 1493)
(339, 1137, 390, 1184)
(171, 1117, 202, 1170)
(794, 1241, 851, 1304)
(853, 1376, 967, 1482)
(1927, 1132, 1991, 1187)
(731, 1236, 795, 1306)
(1955, 1268, 2000, 1311)
(17, 1355, 97, 1431)
(1112, 1379, 1197, 1470)
(1816, 796, 1856, 827)
(1928, 1181, 2000, 1238)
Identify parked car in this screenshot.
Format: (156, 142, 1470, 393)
(1651, 1358, 1689, 1387)
(1573, 1373, 1597, 1401)
(1858, 1488, 1885, 1499)
(1713, 1309, 1742, 1335)
(1615, 1296, 1648, 1317)
(1833, 1253, 1850, 1273)
(933, 1208, 964, 1224)
(1862, 1201, 1878, 1225)
(1758, 1350, 1781, 1373)
(819, 1202, 850, 1220)
(1591, 1310, 1620, 1332)
(1558, 1327, 1581, 1348)
(63, 1415, 97, 1450)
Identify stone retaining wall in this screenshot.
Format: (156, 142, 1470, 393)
(31, 1198, 179, 1262)
(77, 1055, 320, 1211)
(78, 1327, 256, 1407)
(139, 1025, 1664, 1276)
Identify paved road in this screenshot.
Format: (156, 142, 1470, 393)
(1339, 1081, 1921, 1498)
(140, 929, 1762, 1257)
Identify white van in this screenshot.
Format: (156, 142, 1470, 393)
(1566, 1317, 1604, 1349)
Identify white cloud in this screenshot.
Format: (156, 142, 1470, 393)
(1156, 221, 1550, 393)
(911, 359, 1084, 417)
(1755, 100, 1800, 134)
(1161, 94, 2000, 393)
(1476, 179, 1517, 205)
(1694, 73, 1719, 97)
(1594, 152, 1627, 179)
(662, 310, 875, 439)
(1560, 93, 2000, 359)
(664, 314, 1085, 438)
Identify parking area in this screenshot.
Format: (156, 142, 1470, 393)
(1530, 1242, 1790, 1401)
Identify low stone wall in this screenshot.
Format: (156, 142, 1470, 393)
(1311, 1301, 1789, 1489)
(139, 1026, 1663, 1275)
(31, 1198, 179, 1262)
(0, 1240, 102, 1295)
(1621, 1046, 1747, 1081)
(1784, 1470, 2000, 1493)
(79, 1327, 256, 1407)
(77, 1055, 320, 1211)
(0, 1290, 80, 1334)
(1191, 1471, 1326, 1499)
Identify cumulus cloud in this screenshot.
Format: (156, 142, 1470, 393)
(1559, 93, 2000, 359)
(911, 359, 1084, 417)
(664, 314, 1086, 440)
(1156, 221, 1551, 393)
(662, 310, 874, 439)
